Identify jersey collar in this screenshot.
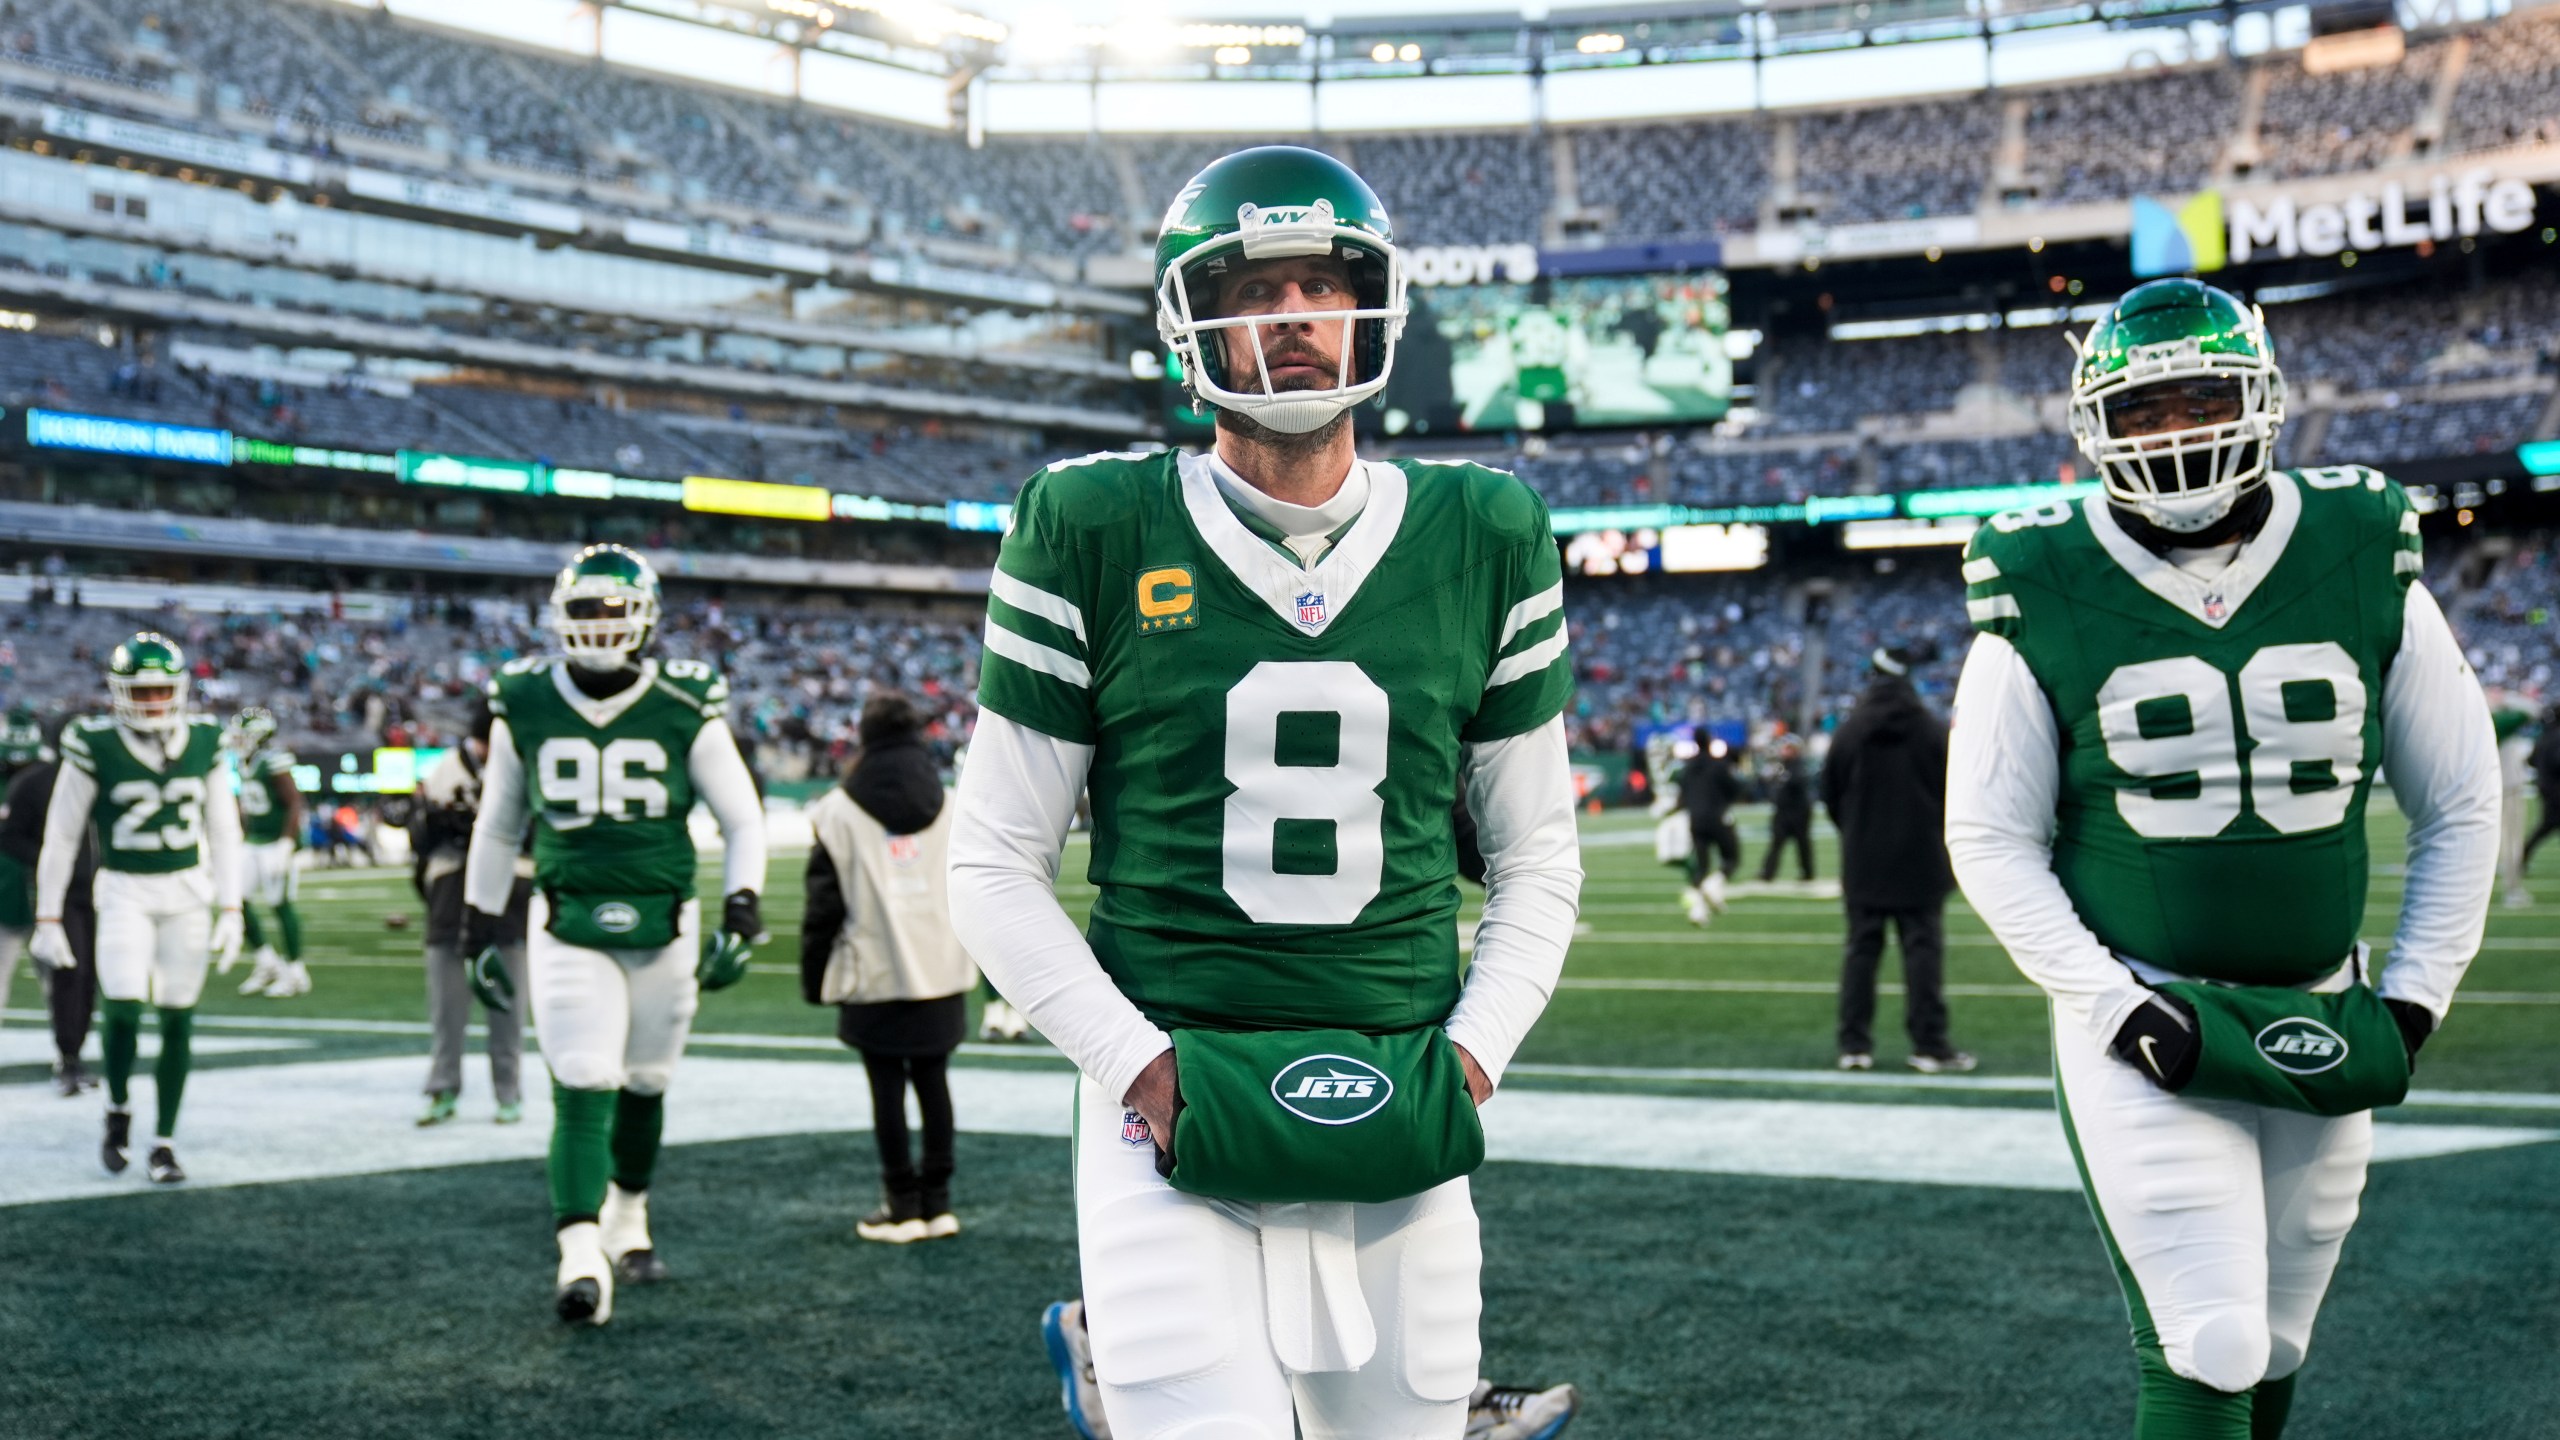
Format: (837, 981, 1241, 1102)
(550, 657, 659, 729)
(2085, 472, 2300, 630)
(1177, 451, 1407, 638)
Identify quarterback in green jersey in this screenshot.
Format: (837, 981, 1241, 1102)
(461, 544, 767, 1327)
(34, 635, 245, 1184)
(225, 706, 312, 999)
(1945, 279, 2500, 1439)
(949, 147, 1584, 1440)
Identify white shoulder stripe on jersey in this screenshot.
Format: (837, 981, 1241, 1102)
(1961, 557, 2001, 584)
(1967, 595, 2022, 622)
(991, 569, 1087, 645)
(983, 615, 1091, 689)
(1497, 582, 1565, 649)
(1486, 629, 1569, 689)
(2398, 510, 2420, 535)
(2393, 550, 2424, 575)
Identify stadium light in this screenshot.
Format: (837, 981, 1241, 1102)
(1214, 45, 1251, 65)
(1576, 33, 1626, 54)
(1370, 42, 1396, 61)
(1400, 42, 1422, 61)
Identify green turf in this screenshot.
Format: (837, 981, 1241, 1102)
(2, 805, 2554, 1437)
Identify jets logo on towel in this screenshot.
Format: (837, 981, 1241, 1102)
(2254, 1018, 2348, 1076)
(1270, 1054, 1394, 1126)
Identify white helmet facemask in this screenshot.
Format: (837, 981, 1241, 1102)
(2069, 324, 2286, 535)
(549, 582, 658, 670)
(1157, 200, 1408, 435)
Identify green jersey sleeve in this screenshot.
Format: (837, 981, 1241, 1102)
(1959, 501, 2062, 642)
(652, 657, 730, 721)
(979, 466, 1102, 744)
(1461, 478, 1574, 744)
(59, 719, 97, 777)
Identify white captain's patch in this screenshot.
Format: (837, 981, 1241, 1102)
(0, 1055, 2546, 1207)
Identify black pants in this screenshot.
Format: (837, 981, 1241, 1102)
(861, 1050, 955, 1200)
(1761, 811, 1814, 882)
(1837, 903, 1949, 1056)
(1685, 819, 1739, 885)
(2522, 797, 2560, 869)
(47, 902, 98, 1065)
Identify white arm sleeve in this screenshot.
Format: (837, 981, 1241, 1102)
(946, 711, 1172, 1104)
(462, 720, 529, 916)
(688, 721, 768, 899)
(203, 763, 241, 910)
(1445, 716, 1582, 1087)
(35, 762, 94, 922)
(2377, 583, 2499, 1020)
(1944, 633, 2151, 1053)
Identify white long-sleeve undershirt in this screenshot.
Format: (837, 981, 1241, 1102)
(463, 712, 767, 916)
(36, 726, 242, 919)
(946, 711, 1583, 1105)
(1946, 581, 2499, 1052)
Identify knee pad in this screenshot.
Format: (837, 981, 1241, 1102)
(2178, 1309, 2271, 1395)
(1084, 1196, 1245, 1389)
(1392, 1211, 1483, 1404)
(546, 1051, 624, 1092)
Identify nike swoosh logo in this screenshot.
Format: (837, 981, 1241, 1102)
(2138, 1035, 2165, 1078)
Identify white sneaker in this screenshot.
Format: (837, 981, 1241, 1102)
(237, 948, 283, 996)
(1680, 887, 1708, 927)
(262, 960, 312, 999)
(554, 1221, 614, 1326)
(599, 1182, 667, 1283)
(979, 998, 1029, 1042)
(1702, 872, 1729, 913)
(2503, 884, 2533, 909)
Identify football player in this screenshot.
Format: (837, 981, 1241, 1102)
(225, 706, 311, 999)
(1946, 279, 2499, 1438)
(950, 147, 1584, 1439)
(461, 544, 766, 1327)
(34, 635, 245, 1183)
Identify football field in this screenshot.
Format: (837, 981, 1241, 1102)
(2, 806, 2555, 1438)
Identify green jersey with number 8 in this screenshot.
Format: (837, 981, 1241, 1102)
(1962, 466, 2424, 985)
(979, 450, 1574, 1034)
(60, 715, 226, 875)
(484, 656, 726, 899)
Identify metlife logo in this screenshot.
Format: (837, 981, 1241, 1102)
(2133, 168, 2542, 275)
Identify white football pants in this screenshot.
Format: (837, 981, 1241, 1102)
(1074, 1078, 1480, 1440)
(243, 838, 301, 907)
(526, 894, 699, 1096)
(93, 868, 215, 1009)
(2054, 1005, 2372, 1394)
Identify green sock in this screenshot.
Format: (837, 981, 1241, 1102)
(2251, 1373, 2297, 1439)
(153, 1007, 193, 1137)
(101, 999, 142, 1107)
(549, 1082, 616, 1226)
(275, 902, 304, 962)
(241, 908, 267, 950)
(611, 1088, 666, 1193)
(2135, 1345, 2253, 1439)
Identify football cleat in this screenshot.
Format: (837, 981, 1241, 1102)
(600, 1183, 668, 1284)
(1908, 1051, 1979, 1074)
(101, 1110, 132, 1174)
(263, 960, 312, 999)
(494, 1100, 524, 1126)
(1837, 1052, 1874, 1072)
(978, 998, 1030, 1042)
(1041, 1300, 1111, 1440)
(146, 1144, 186, 1185)
(554, 1221, 614, 1326)
(1680, 887, 1708, 927)
(237, 948, 284, 996)
(418, 1091, 458, 1127)
(1701, 872, 1729, 913)
(1466, 1381, 1581, 1440)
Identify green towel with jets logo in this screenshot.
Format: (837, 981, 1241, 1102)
(2158, 980, 2410, 1117)
(544, 888, 683, 951)
(1164, 1026, 1484, 1205)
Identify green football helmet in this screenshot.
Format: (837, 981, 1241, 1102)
(225, 705, 278, 754)
(1154, 146, 1406, 435)
(0, 704, 41, 752)
(549, 544, 661, 670)
(107, 633, 188, 733)
(2068, 278, 2287, 533)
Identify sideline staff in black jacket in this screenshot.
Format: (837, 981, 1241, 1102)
(3, 751, 98, 1094)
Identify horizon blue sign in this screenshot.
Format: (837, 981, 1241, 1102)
(27, 407, 232, 465)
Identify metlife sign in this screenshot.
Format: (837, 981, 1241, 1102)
(2132, 168, 2542, 275)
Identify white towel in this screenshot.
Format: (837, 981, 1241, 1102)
(1258, 1202, 1376, 1374)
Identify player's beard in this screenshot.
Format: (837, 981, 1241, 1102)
(1211, 337, 1354, 454)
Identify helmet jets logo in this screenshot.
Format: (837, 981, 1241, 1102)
(107, 633, 188, 734)
(2067, 277, 2286, 535)
(2254, 1017, 2349, 1076)
(1236, 199, 1339, 260)
(1271, 1054, 1395, 1126)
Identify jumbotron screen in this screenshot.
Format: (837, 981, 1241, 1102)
(1382, 272, 1734, 436)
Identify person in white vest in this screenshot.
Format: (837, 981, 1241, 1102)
(799, 693, 975, 1244)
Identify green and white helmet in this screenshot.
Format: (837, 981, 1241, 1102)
(1155, 146, 1407, 435)
(0, 704, 41, 752)
(2068, 277, 2287, 533)
(549, 543, 661, 669)
(107, 632, 188, 733)
(225, 705, 278, 753)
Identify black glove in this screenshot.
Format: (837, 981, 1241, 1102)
(461, 906, 500, 960)
(2383, 998, 2435, 1066)
(2110, 994, 2201, 1092)
(723, 888, 763, 941)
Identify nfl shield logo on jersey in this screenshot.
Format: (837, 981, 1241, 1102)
(1120, 1109, 1153, 1146)
(1294, 590, 1328, 629)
